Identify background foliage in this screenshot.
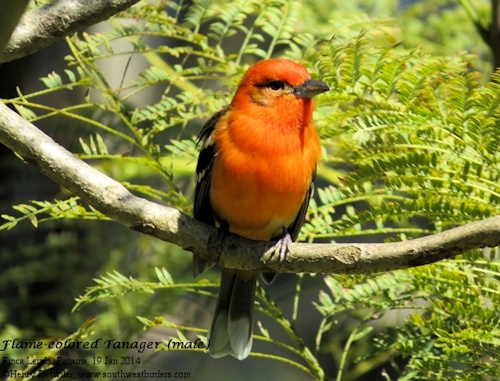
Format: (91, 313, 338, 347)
(0, 0, 499, 380)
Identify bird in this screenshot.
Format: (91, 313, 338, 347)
(193, 58, 329, 360)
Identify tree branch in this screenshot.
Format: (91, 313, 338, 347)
(0, 102, 499, 275)
(0, 0, 29, 58)
(0, 0, 140, 63)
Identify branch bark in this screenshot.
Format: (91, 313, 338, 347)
(0, 0, 29, 58)
(1, 102, 499, 275)
(0, 0, 140, 63)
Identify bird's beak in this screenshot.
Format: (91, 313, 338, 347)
(293, 79, 330, 98)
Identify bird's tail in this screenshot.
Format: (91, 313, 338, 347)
(208, 268, 256, 360)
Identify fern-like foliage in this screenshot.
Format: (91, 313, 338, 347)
(304, 33, 500, 242)
(0, 197, 106, 230)
(315, 256, 500, 380)
(303, 31, 500, 380)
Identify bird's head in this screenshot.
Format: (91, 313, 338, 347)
(232, 58, 330, 109)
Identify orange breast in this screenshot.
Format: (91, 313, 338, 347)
(209, 111, 320, 241)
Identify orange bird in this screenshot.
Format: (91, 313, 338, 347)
(193, 58, 329, 360)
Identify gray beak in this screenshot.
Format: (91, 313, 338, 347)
(293, 79, 330, 98)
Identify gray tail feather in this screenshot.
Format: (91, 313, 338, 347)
(208, 268, 256, 360)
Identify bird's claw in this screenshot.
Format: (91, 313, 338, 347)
(271, 232, 293, 264)
(261, 232, 292, 284)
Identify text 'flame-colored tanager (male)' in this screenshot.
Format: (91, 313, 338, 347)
(193, 58, 330, 360)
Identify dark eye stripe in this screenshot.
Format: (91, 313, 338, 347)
(268, 81, 285, 90)
(256, 80, 288, 90)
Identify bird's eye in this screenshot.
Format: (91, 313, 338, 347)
(268, 81, 285, 91)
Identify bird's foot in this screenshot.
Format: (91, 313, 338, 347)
(261, 231, 292, 284)
(271, 231, 293, 264)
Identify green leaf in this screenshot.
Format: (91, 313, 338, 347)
(351, 326, 373, 342)
(40, 71, 63, 88)
(155, 267, 173, 285)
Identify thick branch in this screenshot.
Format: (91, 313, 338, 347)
(0, 0, 140, 63)
(0, 0, 29, 58)
(0, 102, 499, 274)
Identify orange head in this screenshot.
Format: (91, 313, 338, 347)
(230, 58, 329, 132)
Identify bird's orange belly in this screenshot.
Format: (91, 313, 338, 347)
(210, 153, 310, 241)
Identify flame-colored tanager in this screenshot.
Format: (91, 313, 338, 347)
(193, 58, 329, 360)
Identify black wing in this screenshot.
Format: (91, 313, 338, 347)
(193, 106, 229, 276)
(194, 106, 229, 225)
